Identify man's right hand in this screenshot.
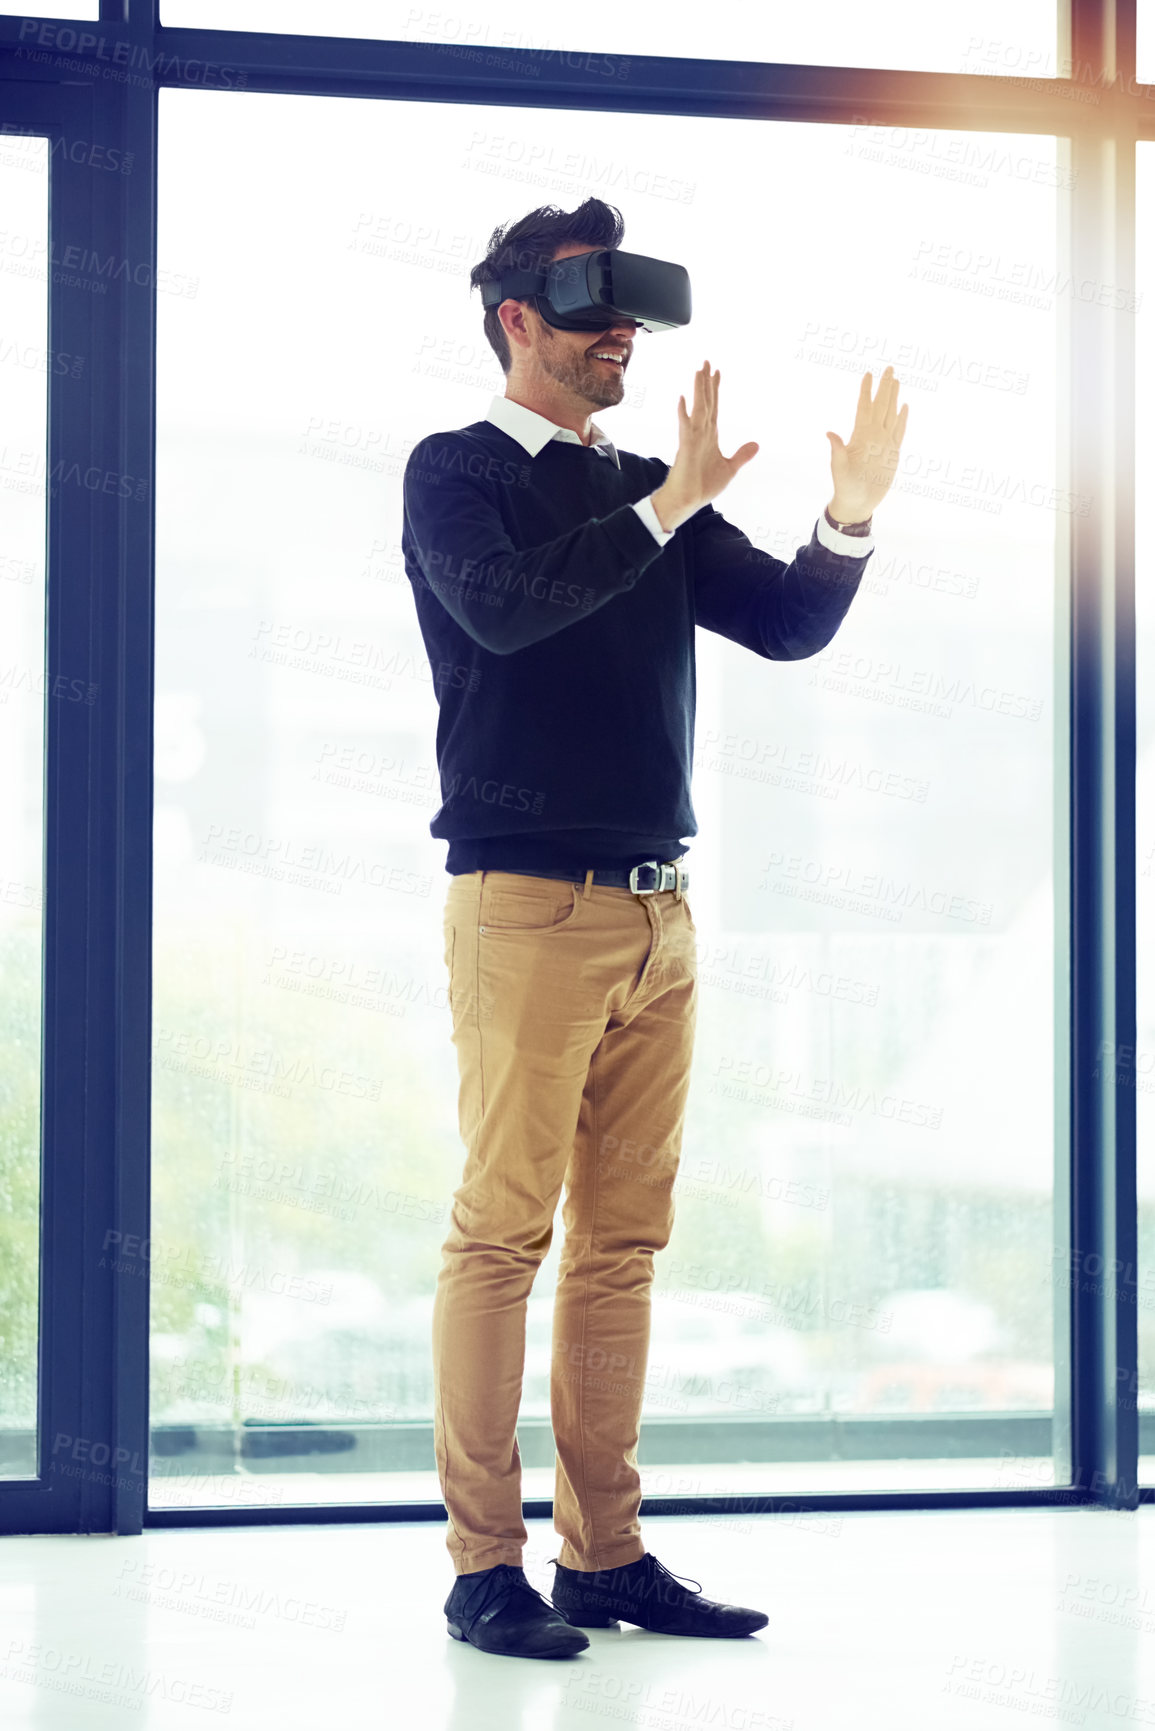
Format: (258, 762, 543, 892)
(650, 361, 760, 534)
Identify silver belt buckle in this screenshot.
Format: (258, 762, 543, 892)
(628, 858, 690, 895)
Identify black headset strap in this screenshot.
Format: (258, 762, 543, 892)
(479, 268, 548, 307)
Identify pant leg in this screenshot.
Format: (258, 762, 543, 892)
(551, 889, 698, 1572)
(432, 870, 643, 1577)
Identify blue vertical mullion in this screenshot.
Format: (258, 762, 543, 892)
(1109, 0, 1141, 1511)
(104, 0, 159, 1535)
(1102, 127, 1139, 1498)
(0, 66, 155, 1536)
(1063, 0, 1139, 1507)
(0, 85, 98, 1535)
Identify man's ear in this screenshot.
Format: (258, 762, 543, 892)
(501, 299, 532, 352)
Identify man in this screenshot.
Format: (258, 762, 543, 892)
(401, 199, 908, 1661)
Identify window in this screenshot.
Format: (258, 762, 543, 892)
(150, 88, 1059, 1506)
(0, 136, 48, 1482)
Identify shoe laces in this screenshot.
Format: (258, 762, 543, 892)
(638, 1554, 703, 1602)
(459, 1564, 554, 1627)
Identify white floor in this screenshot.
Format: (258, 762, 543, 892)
(2, 1505, 1155, 1729)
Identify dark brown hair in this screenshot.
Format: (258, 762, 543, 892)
(470, 198, 626, 375)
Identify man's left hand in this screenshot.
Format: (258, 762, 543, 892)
(825, 364, 909, 521)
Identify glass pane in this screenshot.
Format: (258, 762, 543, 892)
(152, 88, 1058, 1508)
(159, 0, 1058, 80)
(0, 137, 48, 1481)
(1138, 141, 1155, 1481)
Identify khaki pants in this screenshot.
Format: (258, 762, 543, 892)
(433, 866, 699, 1576)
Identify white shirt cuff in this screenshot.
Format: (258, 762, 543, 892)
(634, 493, 675, 546)
(815, 510, 874, 557)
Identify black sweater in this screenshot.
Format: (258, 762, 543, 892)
(400, 419, 874, 876)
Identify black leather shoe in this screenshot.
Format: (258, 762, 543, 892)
(445, 1563, 591, 1659)
(550, 1553, 768, 1638)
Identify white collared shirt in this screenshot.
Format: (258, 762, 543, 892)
(485, 392, 875, 557)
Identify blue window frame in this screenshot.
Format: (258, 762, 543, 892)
(0, 0, 1144, 1534)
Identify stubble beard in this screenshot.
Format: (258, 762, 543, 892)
(537, 327, 624, 410)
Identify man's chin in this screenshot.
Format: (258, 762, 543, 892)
(585, 376, 624, 405)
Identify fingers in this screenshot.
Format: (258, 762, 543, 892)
(854, 366, 905, 434)
(693, 361, 719, 422)
(880, 369, 904, 433)
(728, 440, 760, 472)
(696, 362, 707, 416)
(681, 360, 731, 431)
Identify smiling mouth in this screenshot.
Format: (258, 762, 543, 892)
(593, 357, 624, 370)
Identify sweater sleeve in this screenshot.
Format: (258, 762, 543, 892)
(689, 504, 872, 660)
(402, 434, 668, 655)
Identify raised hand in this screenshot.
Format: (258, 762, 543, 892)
(652, 361, 760, 533)
(825, 365, 909, 521)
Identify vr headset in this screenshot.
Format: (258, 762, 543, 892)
(479, 247, 691, 334)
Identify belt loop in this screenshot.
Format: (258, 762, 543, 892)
(582, 868, 594, 900)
